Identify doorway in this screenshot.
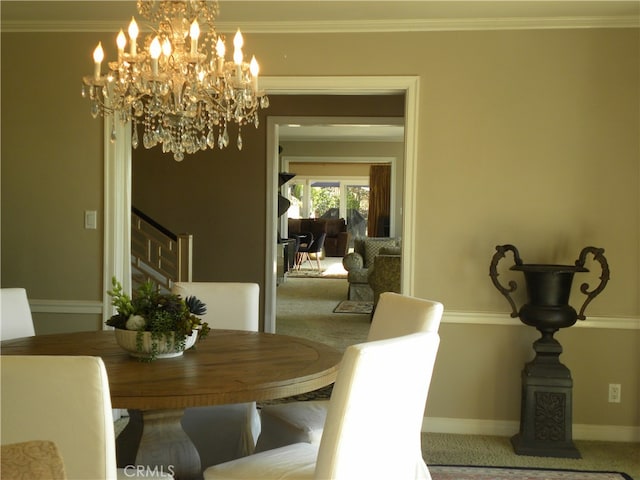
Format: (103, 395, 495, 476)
(262, 76, 419, 333)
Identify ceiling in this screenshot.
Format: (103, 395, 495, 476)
(2, 1, 638, 33)
(3, 1, 636, 143)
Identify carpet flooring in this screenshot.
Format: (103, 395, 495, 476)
(423, 434, 639, 479)
(276, 273, 369, 352)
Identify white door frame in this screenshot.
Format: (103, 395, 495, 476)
(261, 76, 420, 333)
(104, 75, 420, 333)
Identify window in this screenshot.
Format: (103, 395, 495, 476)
(286, 176, 369, 238)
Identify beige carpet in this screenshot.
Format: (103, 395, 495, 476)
(423, 434, 639, 479)
(276, 271, 369, 352)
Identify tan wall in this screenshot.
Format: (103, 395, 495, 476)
(1, 27, 638, 431)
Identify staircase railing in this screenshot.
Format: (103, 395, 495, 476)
(131, 207, 192, 291)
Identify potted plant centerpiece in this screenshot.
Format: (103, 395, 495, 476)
(107, 278, 210, 361)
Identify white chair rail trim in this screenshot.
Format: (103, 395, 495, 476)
(28, 299, 103, 315)
(24, 300, 639, 330)
(443, 311, 639, 330)
(423, 416, 640, 443)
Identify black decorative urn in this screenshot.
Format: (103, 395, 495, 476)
(489, 245, 609, 458)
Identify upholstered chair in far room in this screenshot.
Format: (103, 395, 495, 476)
(171, 282, 261, 471)
(1, 355, 118, 480)
(204, 331, 441, 480)
(342, 237, 400, 301)
(254, 293, 444, 453)
(367, 246, 402, 312)
(0, 288, 35, 340)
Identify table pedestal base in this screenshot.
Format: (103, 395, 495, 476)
(117, 409, 202, 480)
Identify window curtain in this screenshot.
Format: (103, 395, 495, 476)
(368, 164, 391, 237)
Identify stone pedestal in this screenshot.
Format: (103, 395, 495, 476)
(511, 334, 580, 458)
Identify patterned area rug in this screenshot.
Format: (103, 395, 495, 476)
(429, 465, 633, 480)
(286, 258, 348, 279)
(286, 270, 346, 279)
(286, 266, 347, 279)
(333, 300, 373, 314)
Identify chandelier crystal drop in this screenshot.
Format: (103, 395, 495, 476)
(81, 0, 269, 162)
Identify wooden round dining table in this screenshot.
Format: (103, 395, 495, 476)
(1, 329, 342, 480)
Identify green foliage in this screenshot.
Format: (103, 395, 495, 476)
(106, 278, 210, 360)
(311, 186, 339, 217)
(346, 186, 369, 213)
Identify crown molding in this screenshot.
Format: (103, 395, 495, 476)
(2, 16, 638, 33)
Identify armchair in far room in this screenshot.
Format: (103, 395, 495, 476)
(368, 247, 402, 312)
(342, 237, 400, 301)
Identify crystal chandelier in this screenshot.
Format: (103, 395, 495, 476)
(81, 0, 269, 162)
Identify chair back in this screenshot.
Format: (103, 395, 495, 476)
(367, 292, 443, 341)
(309, 232, 327, 253)
(172, 282, 259, 331)
(0, 288, 35, 340)
(315, 332, 440, 480)
(173, 282, 261, 469)
(1, 355, 117, 480)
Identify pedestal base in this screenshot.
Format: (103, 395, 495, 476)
(117, 409, 202, 480)
(513, 355, 581, 459)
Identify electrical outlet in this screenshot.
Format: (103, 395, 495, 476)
(608, 384, 621, 403)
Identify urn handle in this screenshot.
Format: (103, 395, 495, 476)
(489, 244, 523, 318)
(574, 246, 610, 320)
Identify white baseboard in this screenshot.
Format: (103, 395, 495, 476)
(422, 416, 640, 442)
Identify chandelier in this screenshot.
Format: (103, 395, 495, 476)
(81, 0, 269, 162)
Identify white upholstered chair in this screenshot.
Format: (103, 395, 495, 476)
(0, 288, 35, 340)
(255, 292, 444, 452)
(1, 355, 118, 480)
(203, 331, 441, 480)
(171, 282, 261, 470)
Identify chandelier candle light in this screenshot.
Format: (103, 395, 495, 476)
(82, 0, 269, 162)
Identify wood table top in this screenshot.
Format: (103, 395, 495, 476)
(0, 330, 342, 410)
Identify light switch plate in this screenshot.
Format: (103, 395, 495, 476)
(84, 210, 97, 229)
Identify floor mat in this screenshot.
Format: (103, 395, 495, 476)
(333, 300, 373, 314)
